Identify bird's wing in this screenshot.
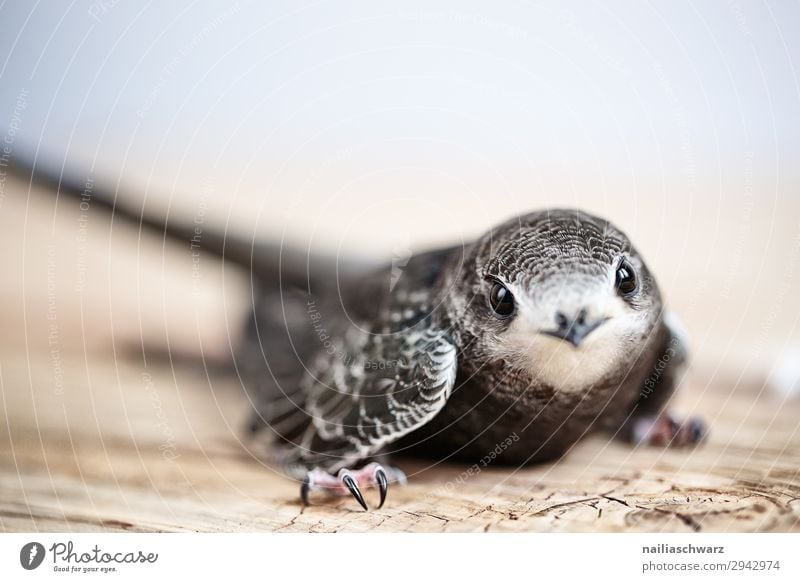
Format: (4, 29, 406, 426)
(292, 322, 457, 472)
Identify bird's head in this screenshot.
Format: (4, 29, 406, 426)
(446, 209, 662, 390)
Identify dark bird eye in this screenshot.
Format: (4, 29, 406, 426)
(488, 280, 515, 317)
(615, 259, 638, 296)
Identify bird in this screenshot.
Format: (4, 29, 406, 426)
(240, 208, 705, 510)
(19, 160, 705, 511)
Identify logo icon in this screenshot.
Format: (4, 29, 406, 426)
(20, 542, 45, 570)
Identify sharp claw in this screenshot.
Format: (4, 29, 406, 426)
(689, 418, 705, 443)
(375, 467, 388, 509)
(342, 474, 368, 511)
(667, 416, 680, 444)
(300, 474, 311, 506)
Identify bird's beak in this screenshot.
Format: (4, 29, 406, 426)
(541, 316, 608, 348)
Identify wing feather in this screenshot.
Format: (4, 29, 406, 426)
(284, 324, 456, 472)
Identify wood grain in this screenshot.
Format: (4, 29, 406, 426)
(1, 351, 798, 532)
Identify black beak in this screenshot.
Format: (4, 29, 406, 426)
(542, 308, 607, 347)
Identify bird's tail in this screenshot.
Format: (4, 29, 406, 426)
(10, 155, 371, 288)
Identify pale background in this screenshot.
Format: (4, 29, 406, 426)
(0, 1, 799, 532)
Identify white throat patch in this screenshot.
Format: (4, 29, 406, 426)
(498, 296, 649, 392)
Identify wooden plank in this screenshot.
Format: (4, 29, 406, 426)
(2, 351, 799, 533)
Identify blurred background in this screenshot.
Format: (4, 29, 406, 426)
(1, 0, 799, 415)
(2, 0, 800, 533)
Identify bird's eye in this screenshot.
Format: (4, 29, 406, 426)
(615, 259, 638, 296)
(488, 280, 515, 318)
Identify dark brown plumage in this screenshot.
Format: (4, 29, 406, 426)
(240, 209, 702, 507)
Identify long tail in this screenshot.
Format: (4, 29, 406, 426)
(10, 155, 371, 287)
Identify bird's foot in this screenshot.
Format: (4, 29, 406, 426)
(300, 462, 406, 510)
(632, 413, 706, 447)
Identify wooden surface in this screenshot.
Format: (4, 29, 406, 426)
(0, 173, 799, 532)
(1, 351, 799, 533)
